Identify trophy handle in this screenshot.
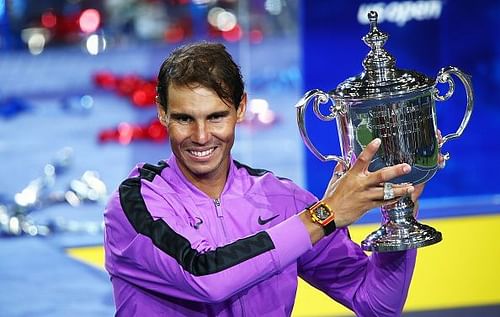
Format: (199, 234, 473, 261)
(433, 66, 474, 148)
(295, 89, 348, 166)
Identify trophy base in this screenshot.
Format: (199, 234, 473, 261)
(361, 220, 442, 252)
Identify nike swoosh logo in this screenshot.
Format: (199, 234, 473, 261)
(194, 217, 203, 229)
(258, 214, 279, 225)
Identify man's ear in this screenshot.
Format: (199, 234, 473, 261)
(236, 93, 247, 123)
(156, 97, 168, 126)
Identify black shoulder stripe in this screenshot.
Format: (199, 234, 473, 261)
(139, 161, 169, 182)
(233, 160, 290, 181)
(233, 160, 271, 177)
(118, 174, 275, 276)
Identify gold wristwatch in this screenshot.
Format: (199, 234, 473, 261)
(307, 201, 336, 235)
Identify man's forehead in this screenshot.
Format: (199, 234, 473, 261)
(167, 101, 234, 117)
(167, 84, 235, 112)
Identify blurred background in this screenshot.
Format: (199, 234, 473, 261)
(0, 0, 499, 316)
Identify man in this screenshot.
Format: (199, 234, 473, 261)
(104, 42, 420, 316)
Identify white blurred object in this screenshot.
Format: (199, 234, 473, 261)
(85, 34, 107, 55)
(242, 98, 279, 129)
(21, 27, 51, 55)
(65, 171, 108, 206)
(13, 147, 73, 209)
(0, 149, 108, 237)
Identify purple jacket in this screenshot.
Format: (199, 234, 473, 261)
(104, 156, 416, 316)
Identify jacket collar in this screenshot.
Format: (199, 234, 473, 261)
(166, 155, 237, 201)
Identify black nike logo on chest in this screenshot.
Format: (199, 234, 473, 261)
(194, 217, 203, 229)
(258, 214, 279, 225)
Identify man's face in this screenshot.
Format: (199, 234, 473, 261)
(159, 84, 246, 184)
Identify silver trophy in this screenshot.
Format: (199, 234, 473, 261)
(295, 11, 473, 252)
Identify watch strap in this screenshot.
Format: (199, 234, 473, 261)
(322, 217, 337, 236)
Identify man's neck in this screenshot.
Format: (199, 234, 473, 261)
(177, 162, 229, 199)
(193, 178, 226, 199)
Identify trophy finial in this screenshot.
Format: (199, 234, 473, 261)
(363, 11, 387, 49)
(368, 11, 378, 30)
(362, 11, 396, 80)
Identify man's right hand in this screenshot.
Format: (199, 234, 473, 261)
(322, 138, 414, 228)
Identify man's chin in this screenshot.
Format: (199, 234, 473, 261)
(178, 152, 228, 180)
(186, 162, 218, 177)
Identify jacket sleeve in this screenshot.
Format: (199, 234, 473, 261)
(297, 227, 416, 317)
(104, 174, 313, 304)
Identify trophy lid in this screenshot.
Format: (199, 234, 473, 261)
(333, 11, 434, 101)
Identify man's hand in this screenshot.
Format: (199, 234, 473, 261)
(322, 138, 414, 228)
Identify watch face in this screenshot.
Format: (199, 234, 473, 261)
(315, 205, 331, 221)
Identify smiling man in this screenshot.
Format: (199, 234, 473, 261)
(158, 83, 246, 198)
(104, 42, 420, 316)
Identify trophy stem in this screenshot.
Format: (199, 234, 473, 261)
(361, 196, 442, 252)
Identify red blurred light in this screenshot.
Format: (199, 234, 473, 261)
(41, 11, 57, 28)
(132, 90, 147, 107)
(250, 29, 263, 44)
(222, 24, 242, 42)
(147, 119, 168, 142)
(131, 82, 156, 107)
(139, 82, 157, 106)
(54, 13, 81, 42)
(117, 122, 134, 144)
(99, 119, 169, 144)
(93, 71, 117, 89)
(117, 75, 142, 96)
(79, 9, 101, 33)
(98, 129, 116, 143)
(164, 25, 185, 43)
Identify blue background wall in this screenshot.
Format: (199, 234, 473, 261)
(301, 0, 500, 199)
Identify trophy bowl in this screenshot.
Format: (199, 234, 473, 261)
(295, 11, 473, 252)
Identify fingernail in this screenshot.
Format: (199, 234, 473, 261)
(373, 138, 381, 146)
(403, 164, 411, 173)
(407, 186, 415, 194)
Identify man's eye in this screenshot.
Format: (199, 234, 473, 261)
(209, 114, 225, 122)
(177, 116, 192, 124)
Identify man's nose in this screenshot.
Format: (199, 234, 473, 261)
(192, 121, 209, 144)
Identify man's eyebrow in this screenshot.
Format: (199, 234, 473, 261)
(169, 112, 193, 119)
(209, 110, 231, 117)
(168, 110, 231, 119)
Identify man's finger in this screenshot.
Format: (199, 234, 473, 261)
(368, 163, 412, 185)
(351, 138, 381, 173)
(365, 184, 414, 201)
(331, 162, 346, 180)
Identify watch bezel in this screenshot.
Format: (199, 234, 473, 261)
(307, 200, 337, 235)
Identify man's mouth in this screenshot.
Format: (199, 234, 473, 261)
(188, 147, 215, 158)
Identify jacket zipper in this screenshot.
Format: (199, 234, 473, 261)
(213, 198, 245, 316)
(213, 198, 230, 250)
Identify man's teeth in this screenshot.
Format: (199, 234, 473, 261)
(190, 148, 214, 157)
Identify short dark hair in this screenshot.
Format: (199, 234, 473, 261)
(156, 42, 244, 112)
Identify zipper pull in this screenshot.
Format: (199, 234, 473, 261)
(213, 198, 223, 217)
